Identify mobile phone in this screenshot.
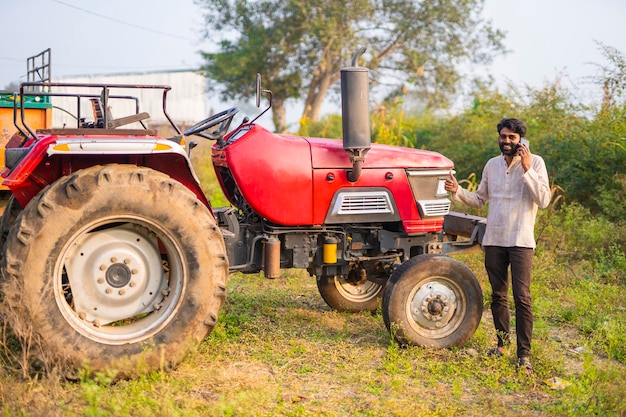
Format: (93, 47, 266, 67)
(516, 137, 529, 152)
(520, 137, 529, 148)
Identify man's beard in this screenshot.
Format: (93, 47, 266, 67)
(499, 142, 518, 156)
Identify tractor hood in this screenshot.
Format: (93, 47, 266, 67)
(299, 136, 453, 169)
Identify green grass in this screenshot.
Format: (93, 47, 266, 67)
(2, 258, 625, 416)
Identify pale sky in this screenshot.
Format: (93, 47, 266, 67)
(482, 0, 626, 97)
(1, 0, 625, 111)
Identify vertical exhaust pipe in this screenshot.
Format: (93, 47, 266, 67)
(341, 47, 371, 182)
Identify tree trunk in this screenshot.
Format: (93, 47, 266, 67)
(272, 97, 287, 133)
(301, 43, 342, 123)
(302, 70, 340, 123)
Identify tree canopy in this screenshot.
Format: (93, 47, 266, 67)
(196, 0, 506, 132)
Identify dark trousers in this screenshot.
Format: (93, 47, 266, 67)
(484, 246, 535, 358)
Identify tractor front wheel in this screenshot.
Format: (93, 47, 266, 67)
(382, 254, 482, 348)
(1, 164, 229, 378)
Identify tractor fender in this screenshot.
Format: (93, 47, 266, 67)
(2, 134, 209, 210)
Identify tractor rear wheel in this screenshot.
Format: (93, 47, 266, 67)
(1, 164, 228, 378)
(382, 254, 482, 348)
(317, 274, 382, 312)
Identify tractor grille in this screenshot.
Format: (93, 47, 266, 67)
(335, 191, 394, 214)
(325, 188, 400, 224)
(417, 199, 451, 217)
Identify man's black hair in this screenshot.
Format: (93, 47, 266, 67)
(497, 118, 527, 137)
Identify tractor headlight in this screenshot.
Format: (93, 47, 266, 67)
(407, 169, 453, 218)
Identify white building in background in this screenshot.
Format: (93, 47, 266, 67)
(52, 69, 208, 131)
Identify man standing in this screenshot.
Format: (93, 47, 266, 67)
(444, 118, 551, 375)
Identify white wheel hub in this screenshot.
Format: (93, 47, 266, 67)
(64, 224, 166, 326)
(410, 281, 457, 329)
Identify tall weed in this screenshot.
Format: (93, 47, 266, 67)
(534, 204, 626, 363)
(548, 203, 626, 278)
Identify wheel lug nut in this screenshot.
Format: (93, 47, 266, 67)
(99, 264, 107, 271)
(131, 268, 138, 274)
(124, 258, 131, 265)
(105, 288, 112, 294)
(111, 257, 118, 263)
(129, 281, 136, 287)
(97, 278, 104, 284)
(119, 289, 126, 296)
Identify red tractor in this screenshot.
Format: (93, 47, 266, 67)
(0, 55, 486, 377)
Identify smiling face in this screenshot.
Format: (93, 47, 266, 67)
(498, 127, 521, 156)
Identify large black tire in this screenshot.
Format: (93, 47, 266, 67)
(1, 164, 229, 378)
(317, 274, 383, 312)
(382, 254, 482, 348)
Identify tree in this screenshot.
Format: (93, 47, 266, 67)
(196, 0, 505, 132)
(588, 41, 626, 112)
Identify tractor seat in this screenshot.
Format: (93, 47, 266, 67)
(89, 98, 150, 129)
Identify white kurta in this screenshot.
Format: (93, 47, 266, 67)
(452, 154, 551, 249)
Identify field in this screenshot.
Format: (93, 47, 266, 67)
(1, 241, 625, 416)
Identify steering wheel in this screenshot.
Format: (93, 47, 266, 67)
(184, 107, 240, 140)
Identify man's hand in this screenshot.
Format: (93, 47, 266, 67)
(444, 171, 459, 193)
(517, 143, 531, 172)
